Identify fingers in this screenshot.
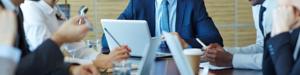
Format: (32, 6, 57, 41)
(78, 25, 89, 35)
(115, 45, 131, 53)
(203, 44, 219, 64)
(81, 65, 100, 75)
(115, 53, 130, 61)
(88, 65, 100, 75)
(110, 45, 131, 61)
(205, 49, 216, 60)
(69, 16, 84, 24)
(115, 49, 130, 57)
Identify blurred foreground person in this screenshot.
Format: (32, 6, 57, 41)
(0, 0, 129, 75)
(263, 0, 300, 75)
(0, 6, 20, 75)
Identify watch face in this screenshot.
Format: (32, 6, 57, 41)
(1, 0, 16, 12)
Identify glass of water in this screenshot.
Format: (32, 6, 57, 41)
(112, 60, 131, 75)
(64, 43, 85, 59)
(85, 39, 102, 52)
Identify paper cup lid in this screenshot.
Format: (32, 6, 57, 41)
(183, 48, 203, 55)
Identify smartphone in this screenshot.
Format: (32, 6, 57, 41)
(78, 5, 93, 31)
(1, 0, 17, 12)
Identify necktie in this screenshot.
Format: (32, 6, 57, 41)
(159, 0, 170, 53)
(160, 0, 170, 32)
(259, 6, 266, 36)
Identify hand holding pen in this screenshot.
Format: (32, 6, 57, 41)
(104, 28, 131, 57)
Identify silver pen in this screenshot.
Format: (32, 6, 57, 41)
(196, 38, 207, 50)
(104, 28, 121, 47)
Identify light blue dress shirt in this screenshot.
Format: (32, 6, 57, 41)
(155, 0, 177, 37)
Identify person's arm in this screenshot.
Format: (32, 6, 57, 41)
(16, 16, 91, 75)
(224, 28, 264, 70)
(266, 32, 294, 75)
(224, 40, 264, 70)
(21, 3, 52, 51)
(190, 0, 223, 48)
(16, 39, 71, 75)
(225, 43, 264, 54)
(232, 53, 263, 70)
(117, 0, 134, 20)
(262, 33, 277, 75)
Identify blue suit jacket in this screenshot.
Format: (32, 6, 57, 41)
(102, 0, 223, 51)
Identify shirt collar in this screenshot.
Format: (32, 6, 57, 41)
(157, 0, 176, 6)
(39, 0, 56, 15)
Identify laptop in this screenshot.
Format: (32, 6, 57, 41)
(101, 19, 171, 57)
(163, 32, 195, 75)
(136, 37, 161, 75)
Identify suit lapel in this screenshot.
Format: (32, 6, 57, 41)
(145, 0, 156, 36)
(175, 0, 186, 32)
(294, 27, 300, 61)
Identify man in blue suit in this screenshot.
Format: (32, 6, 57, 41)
(102, 0, 223, 53)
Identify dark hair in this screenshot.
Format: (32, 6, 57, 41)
(0, 1, 3, 7)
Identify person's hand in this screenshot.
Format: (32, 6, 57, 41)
(93, 45, 131, 69)
(203, 43, 233, 67)
(0, 7, 17, 46)
(271, 5, 299, 37)
(51, 16, 89, 46)
(170, 32, 189, 48)
(69, 64, 100, 75)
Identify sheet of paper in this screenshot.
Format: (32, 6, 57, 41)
(199, 62, 231, 70)
(201, 64, 209, 75)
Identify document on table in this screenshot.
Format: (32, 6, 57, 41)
(199, 62, 232, 70)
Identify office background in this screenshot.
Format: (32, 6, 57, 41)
(57, 0, 255, 47)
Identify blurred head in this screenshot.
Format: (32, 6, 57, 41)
(249, 0, 265, 6)
(278, 0, 300, 29)
(292, 0, 300, 11)
(291, 0, 300, 27)
(44, 0, 59, 8)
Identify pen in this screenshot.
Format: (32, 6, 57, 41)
(104, 28, 121, 47)
(196, 38, 207, 50)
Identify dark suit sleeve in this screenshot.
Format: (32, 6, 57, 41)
(117, 0, 134, 20)
(266, 32, 294, 75)
(16, 39, 72, 75)
(189, 0, 223, 48)
(263, 33, 277, 75)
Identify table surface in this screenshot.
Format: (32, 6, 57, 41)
(129, 57, 262, 75)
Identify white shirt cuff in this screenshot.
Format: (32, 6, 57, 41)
(232, 53, 263, 70)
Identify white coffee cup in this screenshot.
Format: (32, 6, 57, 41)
(183, 48, 203, 75)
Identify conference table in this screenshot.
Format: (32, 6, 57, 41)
(126, 57, 263, 75)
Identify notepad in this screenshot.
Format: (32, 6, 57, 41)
(199, 62, 232, 70)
